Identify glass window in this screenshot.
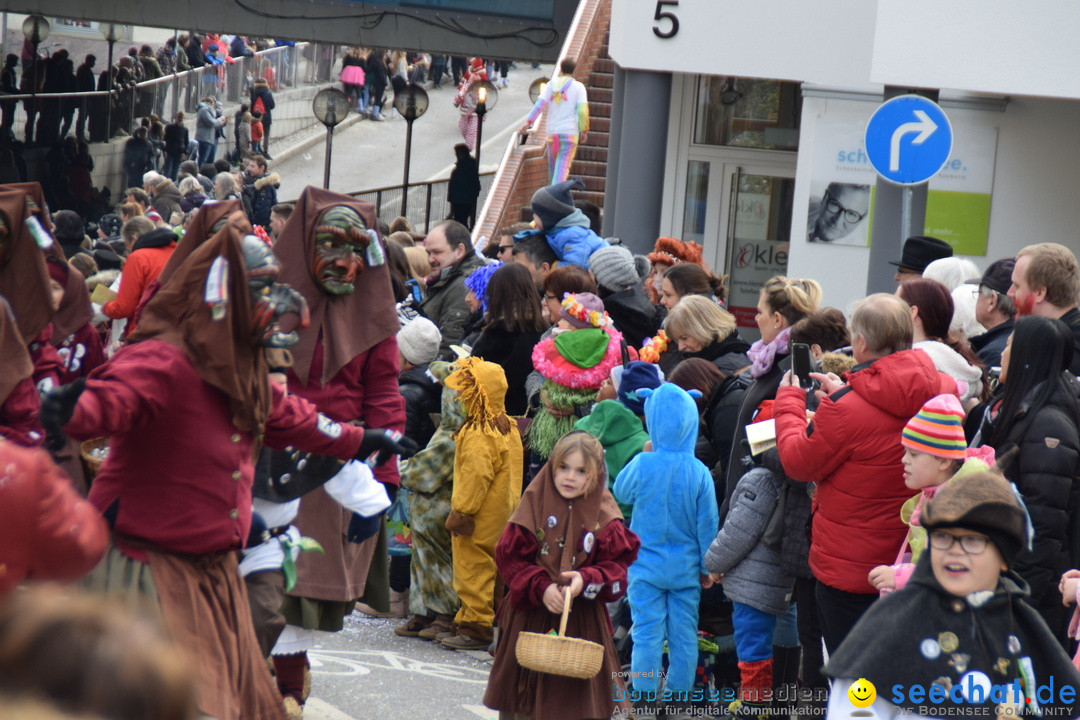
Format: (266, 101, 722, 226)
(693, 76, 801, 150)
(682, 160, 709, 246)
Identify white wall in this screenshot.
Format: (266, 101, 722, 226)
(872, 0, 1080, 100)
(609, 0, 879, 88)
(786, 94, 1080, 312)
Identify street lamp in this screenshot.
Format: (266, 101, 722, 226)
(312, 88, 351, 189)
(21, 16, 49, 105)
(468, 79, 497, 168)
(393, 83, 428, 217)
(100, 23, 122, 141)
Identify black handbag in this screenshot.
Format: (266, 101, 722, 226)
(252, 446, 345, 503)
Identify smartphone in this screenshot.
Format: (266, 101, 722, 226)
(791, 342, 814, 389)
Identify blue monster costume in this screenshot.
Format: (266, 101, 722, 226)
(613, 382, 719, 696)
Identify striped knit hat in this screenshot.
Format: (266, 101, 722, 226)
(902, 393, 966, 459)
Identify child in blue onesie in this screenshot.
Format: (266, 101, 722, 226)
(613, 382, 720, 713)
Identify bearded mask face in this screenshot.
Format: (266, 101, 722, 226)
(241, 235, 310, 348)
(311, 206, 370, 295)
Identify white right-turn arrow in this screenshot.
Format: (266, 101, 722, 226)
(889, 109, 938, 173)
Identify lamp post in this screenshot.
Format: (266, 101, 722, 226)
(469, 79, 497, 169)
(99, 23, 122, 141)
(393, 83, 429, 217)
(312, 88, 351, 189)
(21, 16, 49, 102)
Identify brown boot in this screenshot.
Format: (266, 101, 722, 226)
(394, 614, 434, 637)
(417, 614, 454, 641)
(439, 621, 493, 650)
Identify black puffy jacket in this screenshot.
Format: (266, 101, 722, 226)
(983, 377, 1080, 612)
(398, 364, 440, 448)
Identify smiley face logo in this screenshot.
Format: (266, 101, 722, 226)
(848, 678, 876, 708)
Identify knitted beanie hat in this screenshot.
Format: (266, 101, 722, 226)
(561, 292, 611, 330)
(531, 179, 582, 230)
(397, 316, 441, 366)
(921, 470, 1028, 566)
(646, 237, 704, 268)
(617, 360, 664, 415)
(463, 260, 502, 314)
(589, 245, 645, 292)
(902, 393, 966, 460)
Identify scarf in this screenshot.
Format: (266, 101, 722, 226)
(508, 443, 623, 578)
(275, 186, 398, 385)
(747, 325, 791, 379)
(128, 220, 271, 435)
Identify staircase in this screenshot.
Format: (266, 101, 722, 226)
(474, 0, 614, 240)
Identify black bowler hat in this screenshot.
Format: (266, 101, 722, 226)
(889, 235, 953, 273)
(967, 258, 1015, 296)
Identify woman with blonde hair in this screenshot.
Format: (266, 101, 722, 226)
(403, 246, 431, 283)
(660, 294, 749, 377)
(722, 275, 822, 512)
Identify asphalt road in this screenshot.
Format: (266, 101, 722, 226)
(302, 610, 497, 720)
(274, 63, 553, 201)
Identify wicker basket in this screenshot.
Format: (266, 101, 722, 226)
(80, 437, 109, 477)
(515, 586, 604, 679)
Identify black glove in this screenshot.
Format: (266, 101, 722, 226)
(355, 429, 418, 467)
(41, 378, 85, 452)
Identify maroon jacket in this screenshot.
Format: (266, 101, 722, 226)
(0, 443, 108, 594)
(66, 340, 366, 561)
(775, 350, 957, 593)
(0, 377, 43, 446)
(55, 322, 106, 385)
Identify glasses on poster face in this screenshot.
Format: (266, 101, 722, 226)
(929, 530, 990, 555)
(824, 197, 867, 224)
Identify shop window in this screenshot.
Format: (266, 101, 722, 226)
(693, 76, 800, 150)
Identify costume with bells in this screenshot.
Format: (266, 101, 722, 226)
(271, 187, 405, 708)
(50, 217, 394, 720)
(483, 433, 640, 720)
(443, 357, 523, 647)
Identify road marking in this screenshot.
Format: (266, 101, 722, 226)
(461, 705, 499, 720)
(304, 697, 358, 720)
(309, 648, 490, 684)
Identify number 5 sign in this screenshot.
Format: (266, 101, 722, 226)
(653, 1, 679, 38)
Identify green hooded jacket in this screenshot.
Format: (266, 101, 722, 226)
(574, 399, 649, 518)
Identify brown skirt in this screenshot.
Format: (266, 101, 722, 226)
(147, 550, 287, 720)
(483, 596, 629, 720)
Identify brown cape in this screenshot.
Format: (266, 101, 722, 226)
(132, 200, 250, 328)
(0, 295, 33, 404)
(507, 433, 623, 578)
(274, 186, 398, 385)
(46, 255, 93, 342)
(0, 182, 53, 343)
(128, 218, 270, 434)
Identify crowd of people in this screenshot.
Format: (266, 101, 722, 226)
(4, 164, 1080, 720)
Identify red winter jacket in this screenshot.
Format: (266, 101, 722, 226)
(0, 442, 108, 594)
(774, 350, 957, 593)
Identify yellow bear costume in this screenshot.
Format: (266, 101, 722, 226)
(443, 358, 523, 642)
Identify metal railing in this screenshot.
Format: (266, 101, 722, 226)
(0, 41, 340, 146)
(342, 172, 496, 234)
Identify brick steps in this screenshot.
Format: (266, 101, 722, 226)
(475, 0, 616, 241)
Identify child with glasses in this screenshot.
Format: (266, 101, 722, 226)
(868, 394, 994, 594)
(824, 471, 1080, 719)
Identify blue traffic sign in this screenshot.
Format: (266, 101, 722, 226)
(864, 95, 953, 185)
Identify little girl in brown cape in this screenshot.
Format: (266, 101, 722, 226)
(483, 431, 640, 720)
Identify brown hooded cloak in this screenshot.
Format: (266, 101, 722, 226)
(128, 214, 270, 434)
(274, 186, 398, 385)
(0, 183, 53, 343)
